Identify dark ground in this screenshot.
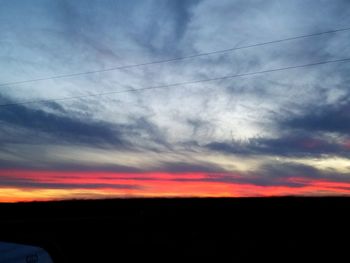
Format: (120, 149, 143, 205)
(1, 197, 349, 262)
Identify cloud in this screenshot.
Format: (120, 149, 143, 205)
(0, 175, 140, 190)
(281, 100, 350, 135)
(168, 161, 350, 188)
(123, 0, 201, 56)
(4, 161, 350, 189)
(249, 135, 349, 157)
(0, 96, 129, 148)
(1, 1, 350, 199)
(205, 133, 350, 158)
(0, 96, 176, 151)
(156, 160, 227, 173)
(2, 161, 349, 197)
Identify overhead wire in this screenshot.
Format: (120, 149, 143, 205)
(1, 57, 349, 108)
(0, 27, 349, 88)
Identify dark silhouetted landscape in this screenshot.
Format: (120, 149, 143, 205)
(1, 197, 349, 262)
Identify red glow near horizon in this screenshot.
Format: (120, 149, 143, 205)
(300, 139, 323, 149)
(344, 140, 350, 150)
(1, 169, 350, 202)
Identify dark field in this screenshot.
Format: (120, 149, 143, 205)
(1, 197, 349, 262)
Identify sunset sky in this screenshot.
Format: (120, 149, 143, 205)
(1, 0, 350, 202)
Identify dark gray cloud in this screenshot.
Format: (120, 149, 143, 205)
(0, 175, 140, 190)
(281, 100, 350, 135)
(0, 96, 128, 147)
(205, 141, 249, 155)
(0, 96, 175, 151)
(249, 135, 348, 157)
(0, 152, 225, 174)
(205, 133, 350, 158)
(157, 160, 226, 173)
(0, 159, 145, 173)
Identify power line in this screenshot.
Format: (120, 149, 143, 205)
(1, 57, 349, 108)
(1, 27, 350, 88)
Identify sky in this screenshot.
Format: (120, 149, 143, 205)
(0, 0, 350, 202)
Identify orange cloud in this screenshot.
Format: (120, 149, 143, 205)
(1, 169, 350, 202)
